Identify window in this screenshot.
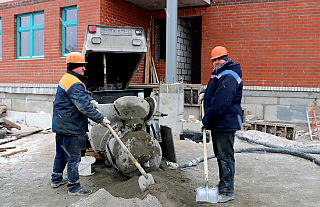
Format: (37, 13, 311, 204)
(0, 18, 2, 60)
(62, 6, 77, 56)
(16, 12, 44, 59)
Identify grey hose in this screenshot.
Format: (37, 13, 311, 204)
(235, 147, 320, 166)
(166, 154, 216, 169)
(167, 133, 320, 169)
(235, 133, 320, 154)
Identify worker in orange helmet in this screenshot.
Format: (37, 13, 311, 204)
(199, 46, 243, 203)
(51, 52, 110, 196)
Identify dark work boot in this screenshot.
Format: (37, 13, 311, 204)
(218, 192, 234, 203)
(51, 178, 68, 188)
(68, 188, 92, 196)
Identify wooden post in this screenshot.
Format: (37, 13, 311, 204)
(103, 53, 107, 89)
(144, 28, 151, 83)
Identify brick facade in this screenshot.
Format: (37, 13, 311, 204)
(0, 0, 319, 88)
(202, 0, 320, 87)
(0, 0, 150, 84)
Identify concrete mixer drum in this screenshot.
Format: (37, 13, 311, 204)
(112, 130, 162, 177)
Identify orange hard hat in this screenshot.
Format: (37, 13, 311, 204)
(210, 46, 229, 60)
(66, 52, 87, 64)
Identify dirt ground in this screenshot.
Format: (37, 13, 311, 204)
(1, 129, 320, 207)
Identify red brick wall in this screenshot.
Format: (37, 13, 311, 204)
(0, 0, 150, 84)
(99, 0, 150, 83)
(0, 0, 319, 87)
(202, 0, 320, 87)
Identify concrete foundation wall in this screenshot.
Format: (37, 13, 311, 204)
(0, 83, 318, 135)
(242, 88, 319, 131)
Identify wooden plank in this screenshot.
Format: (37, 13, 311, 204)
(1, 148, 28, 157)
(0, 147, 16, 150)
(0, 118, 21, 130)
(151, 57, 159, 83)
(0, 147, 16, 152)
(144, 28, 151, 83)
(10, 129, 42, 137)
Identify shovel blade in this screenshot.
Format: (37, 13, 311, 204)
(196, 186, 218, 203)
(138, 173, 155, 193)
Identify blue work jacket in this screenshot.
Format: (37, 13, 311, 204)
(52, 70, 104, 136)
(202, 59, 243, 131)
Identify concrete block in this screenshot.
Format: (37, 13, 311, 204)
(1, 99, 12, 110)
(246, 115, 257, 121)
(280, 98, 314, 106)
(159, 84, 184, 137)
(6, 111, 26, 123)
(6, 111, 52, 129)
(243, 96, 278, 105)
(183, 106, 200, 120)
(179, 62, 184, 69)
(241, 104, 264, 118)
(26, 112, 52, 129)
(27, 100, 53, 114)
(176, 43, 181, 50)
(181, 44, 186, 51)
(185, 63, 191, 69)
(265, 105, 307, 123)
(243, 90, 319, 99)
(185, 76, 191, 81)
(181, 56, 186, 63)
(27, 94, 55, 102)
(12, 99, 27, 111)
(182, 69, 188, 75)
(183, 27, 189, 33)
(6, 93, 26, 99)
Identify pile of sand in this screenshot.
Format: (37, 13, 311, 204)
(69, 188, 162, 207)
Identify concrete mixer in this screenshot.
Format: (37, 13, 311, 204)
(82, 25, 175, 176)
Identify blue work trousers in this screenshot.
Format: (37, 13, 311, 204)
(211, 131, 235, 194)
(51, 133, 82, 193)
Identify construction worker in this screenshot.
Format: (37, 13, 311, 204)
(199, 46, 243, 203)
(51, 52, 110, 195)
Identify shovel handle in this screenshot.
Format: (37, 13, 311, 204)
(105, 123, 148, 177)
(201, 102, 209, 180)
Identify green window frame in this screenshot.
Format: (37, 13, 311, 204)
(62, 6, 77, 56)
(16, 11, 44, 59)
(0, 18, 2, 60)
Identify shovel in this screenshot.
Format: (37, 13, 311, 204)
(196, 102, 218, 203)
(104, 123, 155, 193)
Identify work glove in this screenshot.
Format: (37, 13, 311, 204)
(198, 92, 205, 104)
(90, 100, 99, 110)
(100, 117, 111, 127)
